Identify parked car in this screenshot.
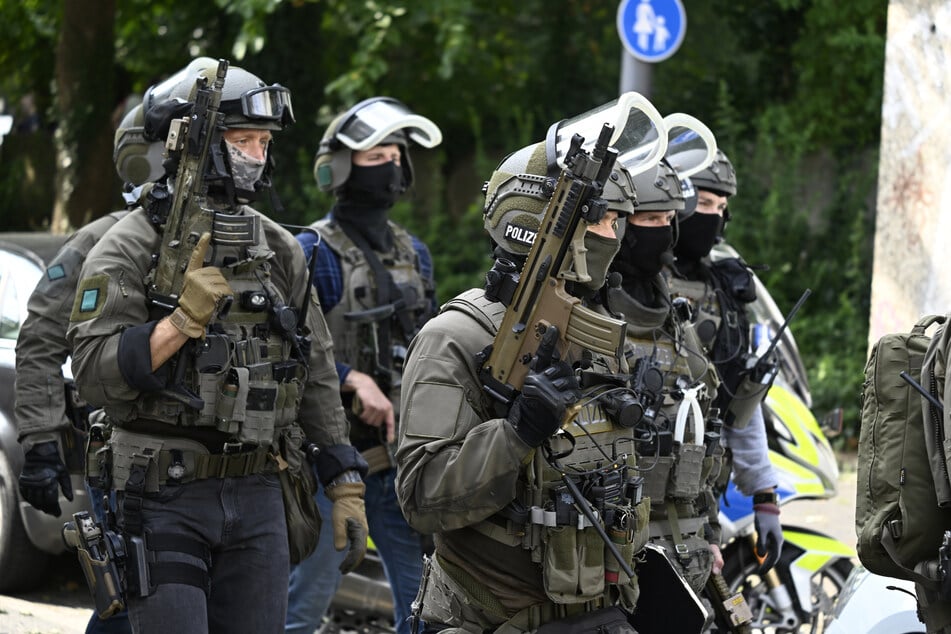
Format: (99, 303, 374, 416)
(0, 232, 92, 592)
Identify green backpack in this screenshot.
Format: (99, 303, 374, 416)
(856, 314, 951, 586)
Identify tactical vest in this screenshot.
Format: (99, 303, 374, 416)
(128, 211, 305, 450)
(608, 280, 724, 593)
(439, 290, 650, 614)
(315, 218, 432, 467)
(665, 273, 722, 352)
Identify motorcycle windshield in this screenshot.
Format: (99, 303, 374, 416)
(551, 92, 667, 177)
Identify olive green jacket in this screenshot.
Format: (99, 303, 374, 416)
(66, 208, 350, 450)
(15, 212, 128, 451)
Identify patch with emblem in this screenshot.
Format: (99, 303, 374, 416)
(47, 264, 66, 281)
(503, 222, 537, 248)
(70, 274, 109, 321)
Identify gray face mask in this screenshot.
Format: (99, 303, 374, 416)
(225, 141, 266, 192)
(580, 231, 621, 293)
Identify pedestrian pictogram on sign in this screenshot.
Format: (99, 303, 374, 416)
(617, 0, 686, 63)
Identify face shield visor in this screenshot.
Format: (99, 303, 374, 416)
(548, 91, 667, 178)
(335, 97, 442, 151)
(662, 113, 717, 179)
(240, 85, 295, 125)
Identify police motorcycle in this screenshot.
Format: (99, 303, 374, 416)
(708, 244, 856, 633)
(823, 567, 923, 634)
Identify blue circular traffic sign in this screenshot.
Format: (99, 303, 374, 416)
(617, 0, 687, 63)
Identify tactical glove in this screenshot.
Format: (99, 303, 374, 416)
(18, 441, 73, 517)
(753, 502, 783, 574)
(171, 232, 233, 339)
(325, 479, 368, 574)
(507, 326, 580, 448)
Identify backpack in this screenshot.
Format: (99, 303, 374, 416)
(856, 314, 951, 586)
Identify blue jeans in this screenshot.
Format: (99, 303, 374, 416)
(117, 474, 288, 634)
(286, 468, 424, 634)
(85, 483, 132, 634)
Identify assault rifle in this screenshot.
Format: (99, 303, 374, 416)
(147, 57, 234, 316)
(478, 123, 628, 411)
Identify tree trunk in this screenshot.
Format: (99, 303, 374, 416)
(51, 0, 116, 234)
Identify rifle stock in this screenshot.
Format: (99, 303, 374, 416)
(480, 124, 627, 409)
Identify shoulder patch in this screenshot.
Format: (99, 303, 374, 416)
(47, 263, 66, 281)
(70, 274, 109, 322)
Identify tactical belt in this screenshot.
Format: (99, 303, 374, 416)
(361, 445, 395, 476)
(156, 446, 273, 485)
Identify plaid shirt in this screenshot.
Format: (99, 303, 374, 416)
(296, 217, 435, 383)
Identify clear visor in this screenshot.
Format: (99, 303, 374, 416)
(662, 113, 717, 179)
(552, 92, 667, 177)
(335, 98, 442, 151)
(241, 85, 295, 123)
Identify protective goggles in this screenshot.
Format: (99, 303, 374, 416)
(239, 85, 295, 124)
(335, 97, 442, 151)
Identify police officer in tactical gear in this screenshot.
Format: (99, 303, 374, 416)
(287, 97, 441, 634)
(604, 157, 728, 600)
(668, 149, 784, 574)
(395, 97, 670, 632)
(66, 60, 368, 634)
(15, 92, 174, 634)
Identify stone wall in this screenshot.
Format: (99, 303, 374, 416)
(870, 1, 951, 343)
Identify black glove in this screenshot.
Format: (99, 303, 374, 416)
(507, 327, 580, 447)
(18, 441, 74, 517)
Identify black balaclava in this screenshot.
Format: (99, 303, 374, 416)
(614, 224, 673, 283)
(674, 212, 723, 262)
(339, 161, 405, 209)
(335, 162, 406, 251)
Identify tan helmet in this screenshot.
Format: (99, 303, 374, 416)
(113, 102, 165, 186)
(482, 142, 556, 257)
(313, 97, 442, 193)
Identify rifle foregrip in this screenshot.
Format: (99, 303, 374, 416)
(565, 304, 627, 359)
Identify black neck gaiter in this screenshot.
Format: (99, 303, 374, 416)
(674, 213, 722, 261)
(613, 224, 673, 286)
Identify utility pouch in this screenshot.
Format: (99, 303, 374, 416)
(278, 425, 321, 564)
(542, 525, 605, 604)
(639, 455, 673, 502)
(534, 606, 636, 634)
(669, 443, 705, 499)
(241, 375, 279, 445)
(655, 534, 714, 594)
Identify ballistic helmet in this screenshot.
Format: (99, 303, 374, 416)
(190, 64, 294, 131)
(483, 142, 554, 257)
(630, 159, 685, 212)
(313, 97, 442, 193)
(143, 57, 218, 112)
(114, 102, 165, 186)
(690, 149, 736, 197)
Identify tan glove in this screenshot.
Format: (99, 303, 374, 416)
(170, 232, 233, 338)
(324, 480, 368, 573)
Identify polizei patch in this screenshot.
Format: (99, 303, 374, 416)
(503, 222, 537, 248)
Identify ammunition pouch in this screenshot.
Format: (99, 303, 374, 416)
(639, 442, 706, 502)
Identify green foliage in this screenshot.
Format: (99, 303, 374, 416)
(0, 0, 889, 436)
